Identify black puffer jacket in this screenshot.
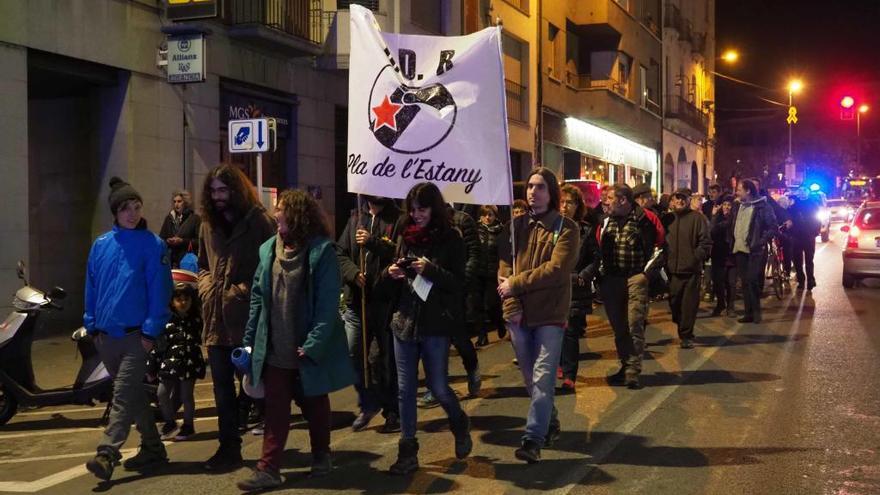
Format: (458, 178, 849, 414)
(571, 221, 600, 317)
(147, 313, 206, 381)
(450, 208, 484, 286)
(336, 202, 401, 307)
(478, 220, 503, 278)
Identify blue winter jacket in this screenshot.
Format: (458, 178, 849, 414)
(84, 224, 173, 340)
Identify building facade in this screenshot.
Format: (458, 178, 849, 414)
(661, 0, 715, 194)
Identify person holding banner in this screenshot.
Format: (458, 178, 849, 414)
(380, 182, 473, 475)
(498, 168, 581, 464)
(336, 195, 401, 433)
(237, 190, 355, 490)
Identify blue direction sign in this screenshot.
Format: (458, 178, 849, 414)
(228, 119, 269, 153)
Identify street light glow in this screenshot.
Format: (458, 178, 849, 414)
(788, 79, 803, 94)
(841, 96, 855, 108)
(721, 50, 739, 63)
(859, 104, 869, 113)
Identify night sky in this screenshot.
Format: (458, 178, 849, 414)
(716, 0, 880, 123)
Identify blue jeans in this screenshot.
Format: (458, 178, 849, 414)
(394, 334, 464, 439)
(508, 323, 563, 445)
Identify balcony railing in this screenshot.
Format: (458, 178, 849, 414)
(665, 94, 708, 133)
(223, 0, 325, 45)
(691, 32, 706, 54)
(506, 79, 526, 122)
(565, 71, 629, 99)
(663, 2, 682, 32)
(644, 98, 661, 116)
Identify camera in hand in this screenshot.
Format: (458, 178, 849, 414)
(397, 257, 419, 278)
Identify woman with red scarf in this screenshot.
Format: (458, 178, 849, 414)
(379, 182, 473, 475)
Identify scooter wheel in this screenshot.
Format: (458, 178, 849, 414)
(0, 384, 18, 425)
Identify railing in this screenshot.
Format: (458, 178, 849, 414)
(337, 0, 379, 9)
(665, 94, 708, 133)
(644, 98, 661, 116)
(502, 0, 529, 12)
(566, 71, 629, 98)
(505, 79, 526, 122)
(223, 0, 325, 45)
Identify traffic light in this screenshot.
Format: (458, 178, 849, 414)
(841, 96, 855, 120)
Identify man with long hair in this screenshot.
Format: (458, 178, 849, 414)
(498, 168, 580, 463)
(197, 164, 275, 471)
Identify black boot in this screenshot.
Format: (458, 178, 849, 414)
(450, 412, 473, 460)
(515, 439, 541, 464)
(389, 438, 419, 475)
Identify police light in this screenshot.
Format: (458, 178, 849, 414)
(809, 183, 821, 192)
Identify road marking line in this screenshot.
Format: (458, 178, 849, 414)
(13, 398, 216, 418)
(0, 416, 220, 441)
(548, 325, 741, 495)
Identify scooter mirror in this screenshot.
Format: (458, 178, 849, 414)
(48, 286, 67, 300)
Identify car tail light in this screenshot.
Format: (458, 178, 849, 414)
(848, 225, 861, 249)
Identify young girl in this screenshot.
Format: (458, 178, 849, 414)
(147, 268, 206, 441)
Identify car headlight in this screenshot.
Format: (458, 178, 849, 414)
(817, 210, 830, 222)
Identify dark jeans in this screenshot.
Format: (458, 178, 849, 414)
(791, 236, 816, 286)
(342, 307, 398, 417)
(257, 365, 331, 474)
(780, 236, 793, 277)
(560, 314, 586, 380)
(451, 329, 479, 375)
(481, 275, 504, 336)
(158, 378, 196, 426)
(668, 273, 701, 340)
(394, 335, 464, 440)
(735, 251, 766, 320)
(711, 261, 736, 311)
(207, 345, 242, 451)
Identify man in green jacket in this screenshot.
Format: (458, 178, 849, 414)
(666, 189, 712, 349)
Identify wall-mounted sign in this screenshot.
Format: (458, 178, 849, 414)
(167, 34, 206, 84)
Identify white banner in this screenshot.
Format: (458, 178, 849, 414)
(346, 5, 512, 206)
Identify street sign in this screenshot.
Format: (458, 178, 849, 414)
(228, 119, 270, 153)
(787, 106, 798, 124)
(167, 34, 205, 84)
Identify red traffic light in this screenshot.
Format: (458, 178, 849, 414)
(841, 96, 855, 108)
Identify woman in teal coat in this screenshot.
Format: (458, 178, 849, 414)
(237, 189, 355, 491)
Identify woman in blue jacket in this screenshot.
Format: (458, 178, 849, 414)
(84, 177, 172, 482)
(236, 189, 355, 491)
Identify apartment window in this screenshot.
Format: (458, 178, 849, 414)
(503, 33, 528, 122)
(547, 23, 560, 78)
(617, 52, 633, 97)
(338, 0, 379, 9)
(412, 0, 443, 34)
(503, 0, 529, 13)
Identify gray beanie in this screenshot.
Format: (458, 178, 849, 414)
(108, 177, 143, 215)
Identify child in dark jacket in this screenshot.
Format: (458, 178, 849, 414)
(147, 269, 206, 441)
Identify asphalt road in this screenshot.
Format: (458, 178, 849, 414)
(1, 225, 878, 494)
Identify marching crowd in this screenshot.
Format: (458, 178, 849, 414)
(79, 164, 823, 490)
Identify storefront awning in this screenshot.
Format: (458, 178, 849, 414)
(563, 117, 657, 173)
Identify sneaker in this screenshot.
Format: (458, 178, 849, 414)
(237, 468, 282, 491)
(251, 423, 264, 436)
(512, 357, 518, 367)
(624, 367, 641, 390)
(737, 316, 754, 324)
(160, 420, 178, 440)
(725, 309, 737, 318)
(203, 447, 243, 471)
(515, 439, 541, 464)
(310, 452, 333, 477)
(680, 339, 694, 349)
(352, 409, 379, 432)
(122, 446, 168, 472)
(475, 335, 489, 347)
(379, 412, 401, 434)
(86, 453, 115, 481)
(467, 369, 482, 398)
(560, 378, 576, 391)
(417, 391, 440, 409)
(174, 423, 195, 441)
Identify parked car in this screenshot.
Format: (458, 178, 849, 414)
(826, 199, 850, 222)
(841, 201, 880, 288)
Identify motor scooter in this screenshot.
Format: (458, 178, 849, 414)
(0, 261, 113, 425)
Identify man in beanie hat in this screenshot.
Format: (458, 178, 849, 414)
(666, 188, 711, 349)
(84, 177, 173, 481)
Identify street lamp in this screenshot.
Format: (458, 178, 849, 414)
(787, 79, 803, 158)
(721, 50, 739, 63)
(858, 104, 869, 168)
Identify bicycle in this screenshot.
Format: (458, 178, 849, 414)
(765, 229, 788, 300)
